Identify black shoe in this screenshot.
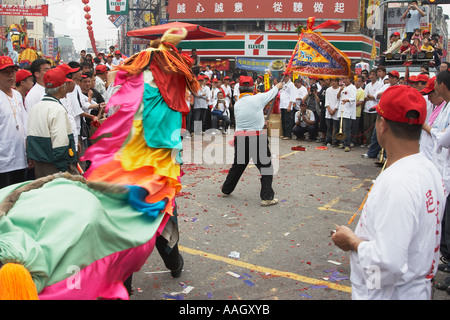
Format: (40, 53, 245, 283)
(434, 277, 450, 290)
(171, 255, 184, 278)
(438, 263, 450, 273)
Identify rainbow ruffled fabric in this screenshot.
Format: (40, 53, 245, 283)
(0, 34, 200, 299)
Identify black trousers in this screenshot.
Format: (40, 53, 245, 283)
(441, 194, 450, 260)
(222, 134, 275, 200)
(0, 168, 26, 189)
(281, 109, 293, 138)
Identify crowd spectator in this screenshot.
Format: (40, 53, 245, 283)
(292, 101, 316, 141)
(401, 0, 426, 42)
(14, 69, 33, 103)
(26, 67, 79, 178)
(337, 76, 357, 152)
(324, 78, 341, 147)
(0, 56, 28, 188)
(25, 58, 51, 112)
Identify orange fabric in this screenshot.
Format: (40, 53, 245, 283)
(87, 160, 179, 215)
(0, 263, 39, 300)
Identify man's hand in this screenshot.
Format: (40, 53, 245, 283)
(331, 225, 362, 252)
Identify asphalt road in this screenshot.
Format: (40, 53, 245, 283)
(129, 133, 450, 302)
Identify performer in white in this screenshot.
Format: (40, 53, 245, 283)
(332, 85, 446, 300)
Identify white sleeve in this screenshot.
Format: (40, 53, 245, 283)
(356, 178, 419, 288)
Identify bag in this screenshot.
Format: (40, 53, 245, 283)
(211, 109, 223, 117)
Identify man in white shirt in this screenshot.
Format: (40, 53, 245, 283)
(112, 50, 124, 66)
(221, 76, 283, 206)
(211, 90, 231, 131)
(279, 76, 296, 140)
(363, 69, 381, 147)
(292, 101, 316, 140)
(204, 65, 213, 80)
(324, 78, 341, 147)
(337, 76, 357, 152)
(25, 58, 52, 112)
(220, 76, 233, 106)
(332, 85, 446, 300)
(363, 70, 400, 159)
(402, 0, 426, 42)
(192, 75, 209, 134)
(0, 57, 28, 188)
(293, 78, 308, 114)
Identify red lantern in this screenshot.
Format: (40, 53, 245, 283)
(87, 26, 92, 31)
(84, 13, 91, 20)
(82, 0, 89, 4)
(84, 5, 90, 12)
(86, 20, 92, 26)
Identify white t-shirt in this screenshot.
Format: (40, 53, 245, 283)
(338, 84, 357, 119)
(279, 81, 296, 110)
(0, 89, 28, 173)
(294, 86, 308, 111)
(325, 86, 341, 120)
(364, 81, 382, 113)
(220, 84, 232, 105)
(24, 83, 45, 113)
(351, 153, 445, 300)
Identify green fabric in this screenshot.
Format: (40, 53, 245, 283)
(0, 178, 165, 292)
(142, 84, 182, 150)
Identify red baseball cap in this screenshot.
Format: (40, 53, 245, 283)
(57, 64, 80, 75)
(421, 76, 436, 95)
(0, 56, 18, 71)
(407, 75, 418, 83)
(239, 75, 254, 86)
(44, 68, 73, 88)
(115, 50, 121, 55)
(388, 70, 400, 78)
(415, 73, 429, 83)
(223, 76, 230, 80)
(392, 32, 401, 36)
(95, 64, 107, 74)
(422, 29, 430, 34)
(15, 69, 32, 83)
(375, 85, 426, 125)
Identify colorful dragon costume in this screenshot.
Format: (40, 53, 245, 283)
(0, 28, 199, 300)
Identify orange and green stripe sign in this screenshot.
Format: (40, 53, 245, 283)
(179, 33, 379, 61)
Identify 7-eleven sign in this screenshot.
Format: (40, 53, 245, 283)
(106, 0, 129, 15)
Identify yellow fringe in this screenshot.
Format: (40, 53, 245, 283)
(0, 263, 39, 300)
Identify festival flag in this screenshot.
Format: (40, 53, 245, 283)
(371, 34, 377, 60)
(285, 17, 352, 79)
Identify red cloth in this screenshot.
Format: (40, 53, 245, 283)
(150, 61, 190, 114)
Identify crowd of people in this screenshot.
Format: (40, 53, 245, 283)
(2, 37, 450, 298)
(0, 47, 126, 188)
(379, 0, 444, 71)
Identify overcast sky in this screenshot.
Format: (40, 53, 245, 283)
(46, 0, 450, 52)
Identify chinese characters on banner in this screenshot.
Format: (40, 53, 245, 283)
(168, 0, 359, 20)
(264, 21, 344, 32)
(0, 5, 49, 17)
(199, 59, 230, 71)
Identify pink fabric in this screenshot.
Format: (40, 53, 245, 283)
(39, 214, 169, 300)
(82, 71, 145, 178)
(428, 101, 446, 126)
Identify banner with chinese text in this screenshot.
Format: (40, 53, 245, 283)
(168, 0, 360, 21)
(199, 59, 230, 71)
(0, 5, 48, 17)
